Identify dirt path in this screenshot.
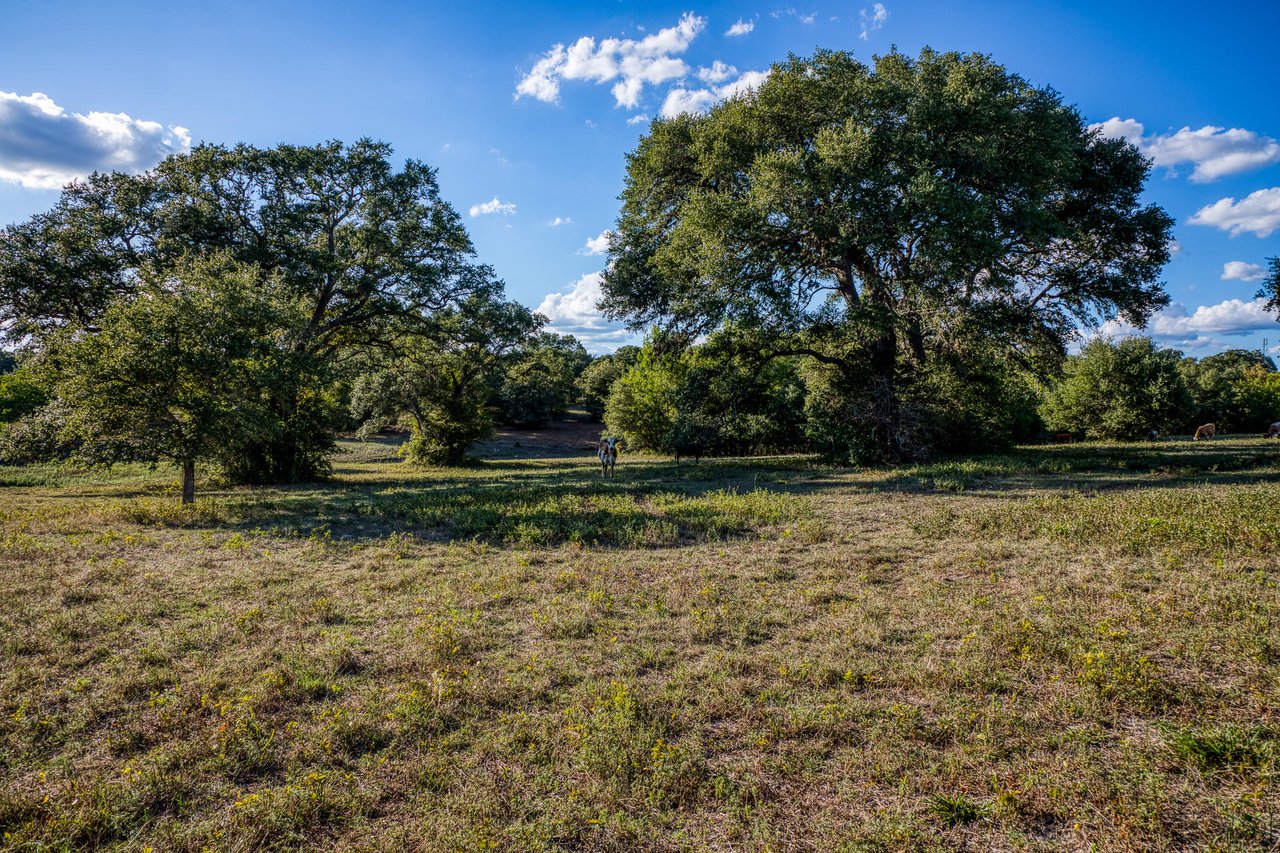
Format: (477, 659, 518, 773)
(473, 416, 605, 459)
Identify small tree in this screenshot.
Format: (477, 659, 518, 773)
(0, 368, 46, 424)
(1233, 366, 1280, 431)
(495, 333, 590, 428)
(1179, 349, 1276, 432)
(1040, 337, 1194, 440)
(350, 295, 540, 465)
(29, 255, 288, 502)
(576, 346, 641, 422)
(604, 348, 683, 452)
(605, 335, 810, 458)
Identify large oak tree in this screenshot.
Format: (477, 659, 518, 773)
(602, 48, 1174, 460)
(0, 139, 494, 481)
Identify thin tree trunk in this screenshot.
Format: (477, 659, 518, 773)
(181, 459, 196, 505)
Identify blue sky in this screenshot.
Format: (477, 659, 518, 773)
(2, 0, 1278, 354)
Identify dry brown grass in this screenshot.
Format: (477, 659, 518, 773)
(1, 438, 1278, 850)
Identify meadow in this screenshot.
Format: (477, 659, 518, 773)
(0, 436, 1278, 851)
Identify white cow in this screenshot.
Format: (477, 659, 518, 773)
(597, 437, 621, 477)
(1265, 422, 1280, 439)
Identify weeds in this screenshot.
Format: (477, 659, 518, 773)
(0, 437, 1277, 849)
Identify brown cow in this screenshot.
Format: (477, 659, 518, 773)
(1193, 423, 1216, 441)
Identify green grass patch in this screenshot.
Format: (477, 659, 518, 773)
(936, 482, 1280, 554)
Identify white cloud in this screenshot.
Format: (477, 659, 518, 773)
(1097, 297, 1279, 352)
(1090, 117, 1280, 183)
(1091, 117, 1145, 146)
(516, 13, 706, 109)
(626, 114, 650, 126)
(660, 88, 719, 118)
(1222, 261, 1267, 282)
(719, 70, 770, 99)
(697, 60, 737, 83)
(660, 69, 770, 119)
(469, 197, 517, 217)
(0, 91, 190, 190)
(859, 3, 888, 39)
(725, 18, 754, 36)
(535, 271, 635, 353)
(514, 46, 567, 103)
(579, 229, 613, 255)
(547, 216, 572, 227)
(799, 12, 816, 24)
(1188, 188, 1280, 238)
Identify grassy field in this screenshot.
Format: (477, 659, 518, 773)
(1, 436, 1278, 851)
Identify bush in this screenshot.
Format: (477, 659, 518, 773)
(605, 336, 809, 458)
(576, 346, 640, 422)
(495, 333, 588, 428)
(803, 353, 1043, 464)
(1041, 337, 1194, 440)
(1179, 349, 1276, 432)
(0, 369, 46, 423)
(1232, 366, 1280, 431)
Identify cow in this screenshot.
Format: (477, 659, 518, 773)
(1052, 432, 1073, 444)
(1264, 422, 1280, 439)
(597, 436, 621, 477)
(1147, 430, 1161, 441)
(1193, 423, 1216, 441)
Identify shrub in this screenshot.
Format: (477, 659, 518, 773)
(1041, 337, 1194, 440)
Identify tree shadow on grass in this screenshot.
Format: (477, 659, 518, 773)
(13, 438, 1280, 548)
(860, 440, 1280, 496)
(100, 458, 812, 549)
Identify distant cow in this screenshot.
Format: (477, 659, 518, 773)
(1193, 423, 1216, 441)
(1052, 432, 1073, 444)
(597, 437, 621, 477)
(1265, 422, 1280, 439)
(1147, 430, 1161, 441)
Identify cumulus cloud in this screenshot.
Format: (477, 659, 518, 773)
(547, 216, 572, 227)
(1097, 297, 1280, 351)
(1222, 261, 1267, 282)
(516, 13, 705, 109)
(725, 18, 754, 36)
(626, 114, 650, 126)
(660, 69, 769, 118)
(579, 229, 613, 255)
(660, 88, 719, 118)
(1188, 188, 1280, 238)
(535, 271, 634, 353)
(469, 197, 517, 217)
(0, 91, 190, 190)
(1090, 117, 1280, 182)
(859, 3, 888, 39)
(697, 60, 737, 83)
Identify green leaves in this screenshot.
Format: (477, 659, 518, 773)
(1041, 338, 1196, 440)
(603, 47, 1174, 461)
(21, 254, 304, 497)
(0, 138, 499, 484)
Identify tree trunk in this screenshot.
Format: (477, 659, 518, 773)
(869, 325, 901, 461)
(181, 459, 196, 505)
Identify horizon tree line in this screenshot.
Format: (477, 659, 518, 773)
(1, 48, 1278, 501)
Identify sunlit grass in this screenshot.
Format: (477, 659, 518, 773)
(0, 437, 1277, 849)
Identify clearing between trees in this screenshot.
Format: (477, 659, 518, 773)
(1, 438, 1278, 850)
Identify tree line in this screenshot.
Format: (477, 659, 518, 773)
(1, 48, 1278, 501)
